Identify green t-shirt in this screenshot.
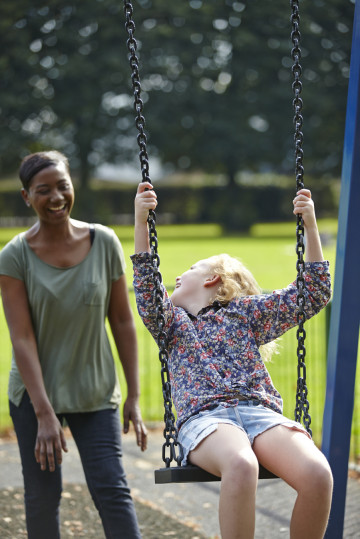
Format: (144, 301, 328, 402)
(0, 224, 125, 413)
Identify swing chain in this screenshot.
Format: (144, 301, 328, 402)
(125, 0, 312, 454)
(290, 0, 312, 435)
(123, 0, 183, 467)
(123, 1, 150, 184)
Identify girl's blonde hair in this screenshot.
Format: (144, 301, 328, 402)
(207, 254, 277, 362)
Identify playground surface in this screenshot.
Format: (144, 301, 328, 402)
(1, 426, 359, 538)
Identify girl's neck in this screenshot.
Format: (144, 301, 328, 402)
(173, 292, 214, 317)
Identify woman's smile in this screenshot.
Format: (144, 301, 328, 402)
(48, 204, 66, 214)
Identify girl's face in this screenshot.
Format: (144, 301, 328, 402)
(22, 162, 74, 224)
(171, 259, 213, 308)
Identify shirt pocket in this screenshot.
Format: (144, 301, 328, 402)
(83, 280, 105, 305)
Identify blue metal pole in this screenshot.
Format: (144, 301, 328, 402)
(322, 1, 360, 537)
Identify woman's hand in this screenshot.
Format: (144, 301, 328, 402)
(123, 396, 148, 452)
(35, 410, 68, 472)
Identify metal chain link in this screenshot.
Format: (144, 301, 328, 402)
(123, 1, 183, 466)
(290, 0, 312, 435)
(124, 0, 312, 449)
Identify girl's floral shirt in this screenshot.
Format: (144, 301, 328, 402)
(132, 253, 331, 430)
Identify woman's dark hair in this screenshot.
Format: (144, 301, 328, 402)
(19, 151, 70, 190)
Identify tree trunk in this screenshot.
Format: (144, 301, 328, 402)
(227, 169, 237, 187)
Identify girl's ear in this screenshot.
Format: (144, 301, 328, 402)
(21, 188, 31, 207)
(204, 274, 221, 288)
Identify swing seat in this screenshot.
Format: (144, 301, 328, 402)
(155, 464, 277, 484)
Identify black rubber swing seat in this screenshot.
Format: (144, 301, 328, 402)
(155, 464, 278, 484)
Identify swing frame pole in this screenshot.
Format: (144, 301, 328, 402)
(322, 1, 360, 537)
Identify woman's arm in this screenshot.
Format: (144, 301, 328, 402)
(107, 274, 147, 451)
(293, 189, 324, 262)
(0, 275, 67, 471)
(134, 182, 157, 254)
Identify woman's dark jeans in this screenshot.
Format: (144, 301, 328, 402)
(10, 392, 141, 539)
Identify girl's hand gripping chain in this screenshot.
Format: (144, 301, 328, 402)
(293, 189, 325, 263)
(134, 182, 158, 254)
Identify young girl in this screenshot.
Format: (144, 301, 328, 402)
(132, 182, 333, 539)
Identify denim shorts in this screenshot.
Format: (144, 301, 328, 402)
(178, 401, 311, 466)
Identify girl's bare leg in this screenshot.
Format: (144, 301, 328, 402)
(253, 426, 333, 539)
(189, 423, 258, 539)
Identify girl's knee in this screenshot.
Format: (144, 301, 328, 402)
(299, 457, 333, 498)
(223, 450, 259, 488)
(315, 460, 333, 494)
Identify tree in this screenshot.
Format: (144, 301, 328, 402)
(0, 0, 354, 186)
(133, 0, 354, 182)
(0, 0, 137, 186)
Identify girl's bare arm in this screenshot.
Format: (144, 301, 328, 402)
(293, 189, 325, 263)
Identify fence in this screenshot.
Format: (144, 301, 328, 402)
(1, 289, 359, 466)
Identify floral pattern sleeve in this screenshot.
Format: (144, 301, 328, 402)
(131, 252, 175, 339)
(242, 261, 331, 346)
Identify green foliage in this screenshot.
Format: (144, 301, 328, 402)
(0, 1, 354, 186)
(0, 0, 134, 184)
(137, 0, 353, 179)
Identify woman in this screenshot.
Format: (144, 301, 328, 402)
(0, 151, 147, 539)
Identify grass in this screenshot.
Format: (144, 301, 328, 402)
(0, 220, 338, 289)
(1, 220, 359, 460)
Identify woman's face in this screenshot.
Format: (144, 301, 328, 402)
(22, 162, 75, 224)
